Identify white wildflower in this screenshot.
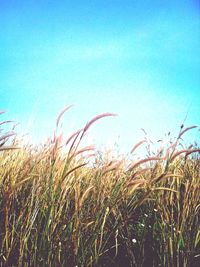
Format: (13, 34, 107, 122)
(132, 238, 137, 243)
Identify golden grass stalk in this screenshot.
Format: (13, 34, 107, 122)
(0, 120, 14, 126)
(103, 160, 123, 174)
(56, 105, 73, 127)
(127, 178, 147, 188)
(130, 167, 151, 180)
(171, 149, 200, 161)
(65, 128, 83, 146)
(73, 145, 95, 157)
(0, 132, 16, 143)
(83, 113, 117, 132)
(0, 146, 19, 151)
(130, 139, 146, 154)
(178, 125, 197, 139)
(128, 156, 162, 171)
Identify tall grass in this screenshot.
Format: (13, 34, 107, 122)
(0, 109, 199, 267)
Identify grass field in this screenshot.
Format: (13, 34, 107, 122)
(0, 109, 199, 267)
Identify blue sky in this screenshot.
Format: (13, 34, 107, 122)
(0, 0, 200, 154)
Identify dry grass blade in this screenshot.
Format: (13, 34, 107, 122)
(56, 105, 73, 127)
(171, 149, 200, 161)
(13, 176, 33, 189)
(0, 132, 16, 143)
(128, 157, 162, 171)
(63, 163, 87, 178)
(185, 149, 200, 157)
(103, 160, 123, 174)
(165, 142, 177, 156)
(152, 187, 178, 193)
(130, 167, 151, 180)
(178, 125, 197, 139)
(151, 172, 167, 183)
(0, 146, 19, 151)
(65, 128, 83, 146)
(0, 121, 14, 127)
(127, 178, 147, 187)
(83, 153, 96, 159)
(151, 173, 183, 184)
(83, 113, 117, 132)
(79, 186, 94, 210)
(74, 146, 95, 157)
(130, 140, 146, 154)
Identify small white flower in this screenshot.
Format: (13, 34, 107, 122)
(141, 223, 145, 227)
(173, 227, 176, 231)
(154, 208, 158, 212)
(149, 225, 152, 228)
(144, 213, 148, 217)
(132, 238, 137, 243)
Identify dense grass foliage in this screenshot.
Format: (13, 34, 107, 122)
(0, 110, 199, 267)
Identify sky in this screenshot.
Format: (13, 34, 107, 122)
(0, 0, 200, 155)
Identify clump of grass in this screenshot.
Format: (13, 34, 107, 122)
(0, 109, 199, 267)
